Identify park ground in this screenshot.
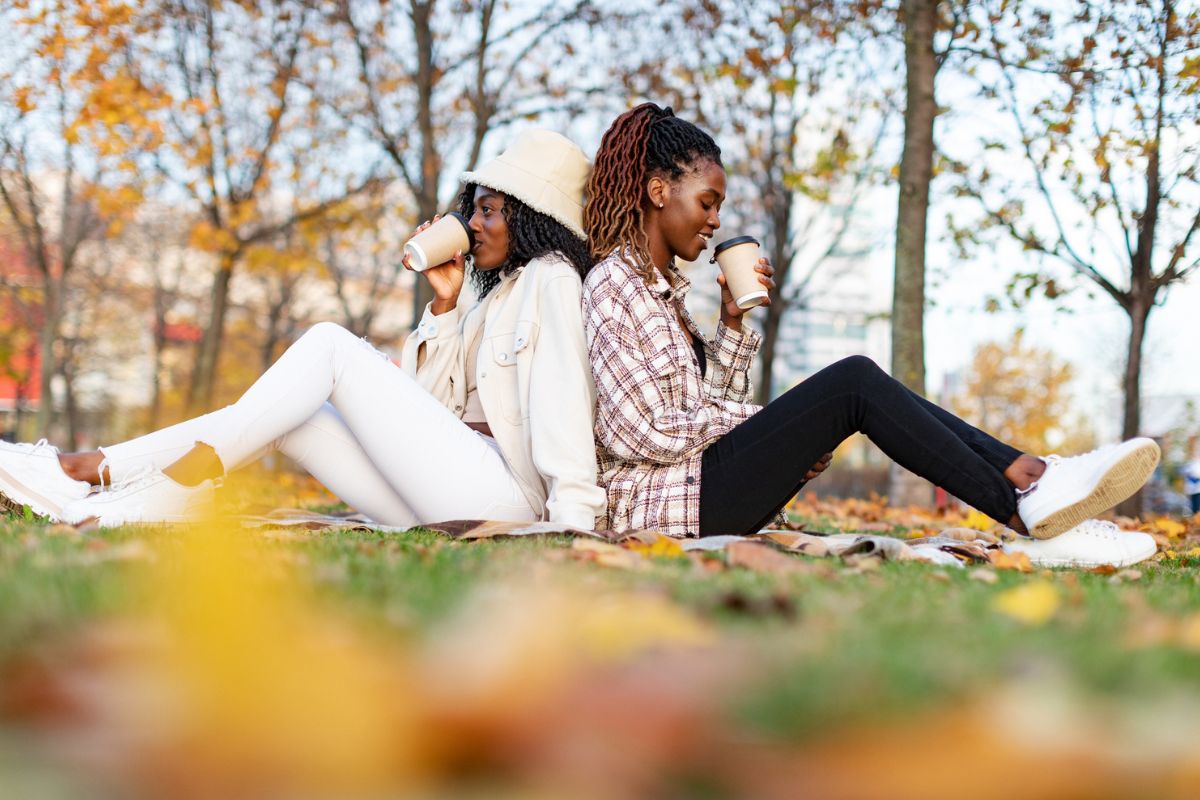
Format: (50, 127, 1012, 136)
(2, 470, 1200, 799)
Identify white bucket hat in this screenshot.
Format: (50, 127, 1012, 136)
(460, 129, 589, 240)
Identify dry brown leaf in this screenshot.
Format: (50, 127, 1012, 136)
(726, 541, 811, 575)
(570, 539, 645, 570)
(758, 531, 832, 557)
(939, 526, 1001, 545)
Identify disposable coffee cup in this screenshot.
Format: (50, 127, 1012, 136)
(711, 235, 768, 310)
(403, 212, 474, 272)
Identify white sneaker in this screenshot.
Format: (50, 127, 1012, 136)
(62, 469, 216, 527)
(1005, 519, 1157, 568)
(0, 439, 92, 521)
(1018, 438, 1160, 539)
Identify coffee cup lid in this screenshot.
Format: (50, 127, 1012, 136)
(447, 211, 476, 249)
(712, 235, 760, 257)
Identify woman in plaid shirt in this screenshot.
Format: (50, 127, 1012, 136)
(580, 103, 1159, 568)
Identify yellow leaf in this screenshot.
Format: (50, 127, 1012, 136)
(1151, 518, 1186, 539)
(625, 532, 685, 559)
(961, 509, 996, 532)
(993, 581, 1060, 625)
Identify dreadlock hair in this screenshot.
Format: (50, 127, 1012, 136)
(454, 184, 593, 298)
(585, 102, 722, 284)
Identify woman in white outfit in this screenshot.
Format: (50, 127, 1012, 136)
(0, 130, 606, 530)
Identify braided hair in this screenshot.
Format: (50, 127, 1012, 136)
(585, 102, 722, 284)
(455, 184, 593, 298)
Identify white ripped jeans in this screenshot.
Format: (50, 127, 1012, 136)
(99, 322, 536, 527)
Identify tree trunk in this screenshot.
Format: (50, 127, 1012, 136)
(754, 140, 793, 403)
(1116, 296, 1152, 516)
(888, 0, 939, 508)
(756, 299, 785, 404)
(150, 284, 168, 431)
(62, 362, 79, 451)
(188, 255, 235, 415)
(891, 0, 936, 395)
(756, 228, 790, 404)
(410, 0, 440, 324)
(35, 276, 60, 437)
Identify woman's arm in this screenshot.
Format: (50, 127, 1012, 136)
(585, 279, 757, 465)
(705, 256, 771, 403)
(706, 320, 762, 403)
(399, 299, 469, 408)
(527, 273, 606, 529)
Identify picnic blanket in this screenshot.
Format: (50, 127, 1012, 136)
(237, 510, 1008, 569)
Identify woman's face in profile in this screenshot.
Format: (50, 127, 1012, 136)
(654, 159, 725, 264)
(468, 187, 511, 270)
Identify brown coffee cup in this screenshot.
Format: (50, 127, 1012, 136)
(711, 235, 768, 310)
(403, 212, 474, 272)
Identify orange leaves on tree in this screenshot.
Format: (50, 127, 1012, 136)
(950, 328, 1095, 456)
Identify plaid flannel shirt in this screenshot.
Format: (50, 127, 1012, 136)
(583, 251, 762, 537)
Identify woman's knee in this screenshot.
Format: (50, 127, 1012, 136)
(303, 321, 353, 345)
(827, 355, 885, 386)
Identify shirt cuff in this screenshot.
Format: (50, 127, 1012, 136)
(713, 320, 761, 372)
(414, 301, 462, 341)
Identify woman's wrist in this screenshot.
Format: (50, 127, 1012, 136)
(719, 310, 743, 332)
(430, 295, 458, 316)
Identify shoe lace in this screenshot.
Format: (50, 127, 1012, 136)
(5, 438, 58, 455)
(100, 464, 160, 497)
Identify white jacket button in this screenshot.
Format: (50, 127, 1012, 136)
(498, 352, 509, 362)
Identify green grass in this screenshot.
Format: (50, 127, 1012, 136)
(2, 514, 1199, 741)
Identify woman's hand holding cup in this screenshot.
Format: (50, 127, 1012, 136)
(403, 215, 467, 315)
(718, 256, 775, 330)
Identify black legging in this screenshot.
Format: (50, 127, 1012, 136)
(698, 355, 1022, 536)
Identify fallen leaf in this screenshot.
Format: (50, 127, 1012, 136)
(1115, 569, 1142, 582)
(726, 542, 810, 575)
(960, 509, 997, 532)
(939, 526, 1000, 545)
(625, 532, 686, 559)
(993, 581, 1060, 625)
(1149, 518, 1186, 539)
(987, 549, 1033, 573)
(570, 539, 645, 570)
(1178, 614, 1200, 650)
(970, 569, 999, 584)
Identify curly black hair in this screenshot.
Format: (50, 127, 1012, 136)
(455, 184, 593, 297)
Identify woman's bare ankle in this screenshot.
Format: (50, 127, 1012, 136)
(1004, 454, 1046, 492)
(57, 452, 107, 485)
(163, 443, 223, 487)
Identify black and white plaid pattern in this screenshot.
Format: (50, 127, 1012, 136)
(583, 252, 762, 537)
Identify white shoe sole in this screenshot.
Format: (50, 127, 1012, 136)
(1007, 542, 1157, 569)
(0, 464, 65, 520)
(1028, 440, 1160, 540)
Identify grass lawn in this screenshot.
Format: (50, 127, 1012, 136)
(2, 486, 1199, 798)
